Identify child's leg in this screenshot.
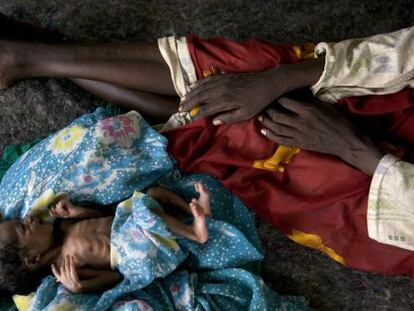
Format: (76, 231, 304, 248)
(147, 182, 211, 216)
(152, 201, 208, 244)
(147, 186, 192, 214)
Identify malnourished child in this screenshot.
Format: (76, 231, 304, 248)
(0, 182, 210, 295)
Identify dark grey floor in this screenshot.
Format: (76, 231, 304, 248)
(1, 1, 414, 310)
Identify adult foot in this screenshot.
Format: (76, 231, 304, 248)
(0, 13, 62, 89)
(190, 199, 208, 244)
(194, 182, 211, 216)
(0, 40, 34, 89)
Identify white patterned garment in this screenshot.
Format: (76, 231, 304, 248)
(367, 155, 414, 250)
(311, 25, 414, 103)
(310, 27, 414, 250)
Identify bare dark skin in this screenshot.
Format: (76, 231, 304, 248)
(179, 58, 325, 123)
(0, 14, 385, 175)
(259, 98, 385, 176)
(0, 184, 211, 293)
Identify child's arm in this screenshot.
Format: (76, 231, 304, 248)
(50, 198, 107, 219)
(51, 255, 122, 293)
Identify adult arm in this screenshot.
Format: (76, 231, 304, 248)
(261, 98, 414, 251)
(312, 26, 414, 102)
(181, 26, 414, 124)
(260, 97, 385, 175)
(179, 57, 325, 124)
(367, 155, 414, 250)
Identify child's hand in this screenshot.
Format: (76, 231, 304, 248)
(51, 255, 83, 293)
(49, 198, 81, 218)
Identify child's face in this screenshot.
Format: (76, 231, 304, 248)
(0, 216, 54, 257)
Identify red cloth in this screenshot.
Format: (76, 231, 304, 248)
(164, 35, 414, 277)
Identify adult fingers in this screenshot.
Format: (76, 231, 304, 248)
(265, 108, 298, 127)
(189, 74, 221, 90)
(278, 97, 313, 116)
(180, 84, 220, 111)
(193, 103, 238, 121)
(212, 109, 248, 125)
(260, 128, 297, 145)
(260, 116, 302, 138)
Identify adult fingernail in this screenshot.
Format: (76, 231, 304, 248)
(261, 129, 267, 136)
(213, 119, 223, 125)
(258, 116, 263, 122)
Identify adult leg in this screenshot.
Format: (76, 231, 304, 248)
(0, 14, 178, 121)
(72, 79, 178, 122)
(1, 40, 175, 95)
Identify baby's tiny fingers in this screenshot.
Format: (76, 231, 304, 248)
(70, 257, 80, 282)
(51, 264, 61, 280)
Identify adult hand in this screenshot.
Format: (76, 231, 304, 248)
(259, 98, 385, 175)
(180, 70, 280, 124)
(179, 58, 325, 125)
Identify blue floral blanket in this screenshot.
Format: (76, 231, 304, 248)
(0, 108, 309, 310)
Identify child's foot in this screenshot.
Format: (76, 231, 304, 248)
(190, 200, 208, 244)
(194, 182, 211, 216)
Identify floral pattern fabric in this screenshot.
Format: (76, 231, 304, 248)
(0, 108, 310, 311)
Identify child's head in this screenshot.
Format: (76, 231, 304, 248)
(0, 216, 54, 295)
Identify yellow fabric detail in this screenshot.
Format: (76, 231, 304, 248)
(293, 43, 316, 61)
(31, 190, 68, 219)
(151, 233, 180, 251)
(190, 66, 220, 118)
(51, 302, 78, 311)
(202, 66, 219, 78)
(190, 106, 200, 117)
(287, 229, 346, 265)
(253, 145, 300, 173)
(13, 294, 34, 311)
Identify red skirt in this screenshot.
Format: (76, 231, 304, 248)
(164, 35, 414, 277)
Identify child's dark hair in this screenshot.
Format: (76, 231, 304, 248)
(0, 244, 40, 295)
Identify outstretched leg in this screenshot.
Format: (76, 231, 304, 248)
(0, 13, 178, 121)
(0, 40, 175, 95)
(72, 79, 178, 123)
